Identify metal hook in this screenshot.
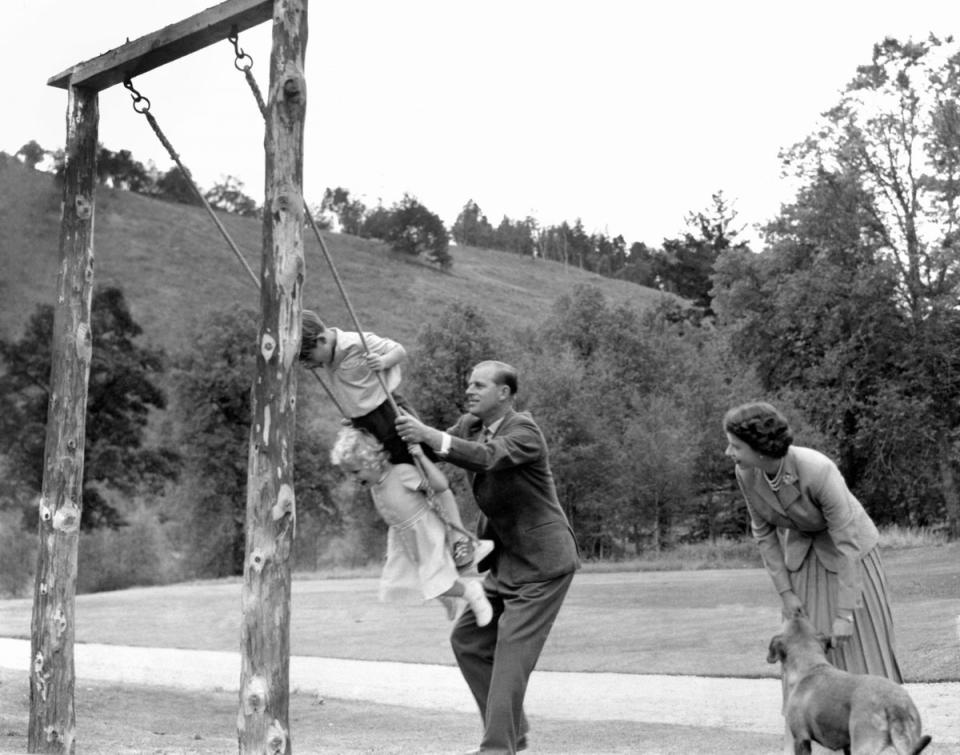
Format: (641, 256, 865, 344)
(228, 26, 254, 71)
(122, 78, 151, 114)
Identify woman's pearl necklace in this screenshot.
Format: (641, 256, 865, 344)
(764, 456, 786, 492)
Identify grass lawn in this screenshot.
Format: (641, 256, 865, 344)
(2, 543, 957, 682)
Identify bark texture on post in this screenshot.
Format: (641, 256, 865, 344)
(28, 85, 98, 755)
(238, 1, 307, 753)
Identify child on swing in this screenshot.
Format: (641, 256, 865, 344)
(298, 309, 484, 568)
(330, 426, 493, 626)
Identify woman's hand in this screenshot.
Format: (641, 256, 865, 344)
(830, 615, 854, 647)
(780, 590, 805, 620)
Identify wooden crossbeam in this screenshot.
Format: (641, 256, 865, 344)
(47, 0, 273, 91)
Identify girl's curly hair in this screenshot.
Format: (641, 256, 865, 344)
(723, 401, 793, 458)
(330, 426, 387, 472)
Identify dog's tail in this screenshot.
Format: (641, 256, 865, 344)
(887, 705, 931, 755)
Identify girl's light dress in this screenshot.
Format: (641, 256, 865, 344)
(370, 463, 458, 603)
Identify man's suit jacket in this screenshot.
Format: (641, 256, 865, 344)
(445, 408, 580, 584)
(735, 445, 879, 610)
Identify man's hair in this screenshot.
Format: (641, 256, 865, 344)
(299, 309, 327, 362)
(329, 426, 386, 471)
(475, 360, 518, 395)
(723, 401, 794, 458)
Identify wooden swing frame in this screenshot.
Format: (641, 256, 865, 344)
(37, 2, 303, 752)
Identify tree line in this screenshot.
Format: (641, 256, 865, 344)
(3, 35, 959, 594)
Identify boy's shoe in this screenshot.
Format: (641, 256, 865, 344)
(452, 538, 474, 569)
(463, 580, 493, 627)
(473, 539, 495, 567)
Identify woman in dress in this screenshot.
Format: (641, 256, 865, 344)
(723, 401, 901, 680)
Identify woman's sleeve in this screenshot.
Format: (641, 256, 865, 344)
(739, 474, 793, 596)
(811, 460, 865, 610)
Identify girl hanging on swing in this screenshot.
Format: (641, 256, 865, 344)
(330, 426, 493, 625)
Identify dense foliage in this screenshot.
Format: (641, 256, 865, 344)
(714, 35, 960, 535)
(0, 287, 178, 530)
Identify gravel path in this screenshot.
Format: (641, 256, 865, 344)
(1, 637, 956, 744)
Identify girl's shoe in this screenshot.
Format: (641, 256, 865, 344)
(462, 580, 493, 627)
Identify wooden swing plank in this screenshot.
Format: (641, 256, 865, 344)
(47, 0, 273, 91)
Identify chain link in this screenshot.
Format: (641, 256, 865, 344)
(122, 79, 151, 114)
(228, 26, 255, 72)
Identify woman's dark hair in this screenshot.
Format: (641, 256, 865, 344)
(723, 401, 794, 458)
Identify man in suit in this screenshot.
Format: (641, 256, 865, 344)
(396, 360, 580, 754)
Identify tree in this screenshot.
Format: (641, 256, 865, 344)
(171, 309, 257, 576)
(205, 175, 260, 217)
(0, 287, 178, 530)
(521, 285, 752, 556)
(618, 241, 658, 287)
(359, 203, 393, 241)
(320, 186, 367, 235)
(156, 166, 201, 206)
(383, 194, 452, 269)
(16, 140, 47, 170)
(451, 199, 495, 247)
(491, 215, 538, 256)
(714, 171, 921, 524)
(655, 191, 748, 314)
(97, 147, 150, 192)
(771, 35, 960, 533)
(621, 395, 698, 552)
(407, 303, 496, 426)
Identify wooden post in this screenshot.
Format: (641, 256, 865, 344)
(238, 1, 307, 752)
(28, 85, 98, 755)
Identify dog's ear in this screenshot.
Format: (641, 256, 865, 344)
(766, 634, 785, 664)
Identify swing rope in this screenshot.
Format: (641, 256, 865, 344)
(228, 30, 479, 548)
(122, 76, 348, 418)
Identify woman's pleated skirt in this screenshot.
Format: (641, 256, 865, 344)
(790, 545, 903, 682)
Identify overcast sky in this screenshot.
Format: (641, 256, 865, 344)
(3, 1, 955, 248)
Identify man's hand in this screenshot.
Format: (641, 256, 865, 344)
(396, 413, 432, 446)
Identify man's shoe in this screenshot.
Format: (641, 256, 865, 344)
(460, 736, 526, 754)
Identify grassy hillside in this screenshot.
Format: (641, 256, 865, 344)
(0, 156, 668, 359)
